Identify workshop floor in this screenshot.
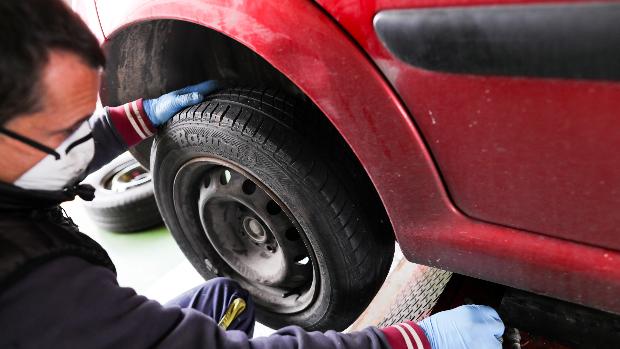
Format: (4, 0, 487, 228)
(62, 200, 275, 337)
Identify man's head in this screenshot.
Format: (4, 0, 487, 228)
(0, 0, 104, 184)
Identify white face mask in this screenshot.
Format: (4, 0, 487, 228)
(1, 121, 95, 191)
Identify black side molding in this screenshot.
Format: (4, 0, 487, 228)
(374, 3, 620, 81)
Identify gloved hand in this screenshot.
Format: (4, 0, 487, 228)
(143, 80, 220, 126)
(418, 305, 504, 349)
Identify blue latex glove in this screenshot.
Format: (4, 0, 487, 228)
(418, 305, 504, 349)
(143, 80, 220, 126)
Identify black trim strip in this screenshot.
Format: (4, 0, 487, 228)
(374, 3, 620, 81)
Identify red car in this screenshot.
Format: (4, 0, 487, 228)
(74, 0, 620, 331)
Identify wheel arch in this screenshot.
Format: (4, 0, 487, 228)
(100, 19, 306, 109)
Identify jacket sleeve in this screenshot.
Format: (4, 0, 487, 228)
(86, 99, 155, 175)
(0, 256, 430, 349)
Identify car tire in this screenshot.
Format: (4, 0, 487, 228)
(151, 87, 394, 331)
(82, 153, 162, 233)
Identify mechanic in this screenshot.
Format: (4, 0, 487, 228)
(0, 1, 504, 348)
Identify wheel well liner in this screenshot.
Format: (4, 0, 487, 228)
(101, 20, 305, 105)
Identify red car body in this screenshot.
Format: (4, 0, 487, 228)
(75, 0, 620, 315)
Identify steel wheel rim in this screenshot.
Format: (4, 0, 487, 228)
(173, 157, 317, 314)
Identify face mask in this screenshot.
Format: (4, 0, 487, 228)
(0, 121, 95, 191)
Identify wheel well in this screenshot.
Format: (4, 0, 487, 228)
(101, 19, 306, 105)
(101, 19, 394, 241)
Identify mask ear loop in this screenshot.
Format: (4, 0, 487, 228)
(65, 133, 93, 154)
(0, 127, 61, 160)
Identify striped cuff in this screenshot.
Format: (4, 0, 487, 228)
(106, 99, 156, 146)
(382, 321, 432, 349)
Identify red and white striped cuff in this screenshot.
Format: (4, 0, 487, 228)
(381, 321, 432, 349)
(106, 98, 156, 147)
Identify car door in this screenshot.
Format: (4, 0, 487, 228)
(317, 0, 620, 251)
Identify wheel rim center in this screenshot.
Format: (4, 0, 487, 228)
(243, 216, 268, 243)
(187, 162, 316, 313)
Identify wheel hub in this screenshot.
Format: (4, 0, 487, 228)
(243, 216, 269, 244)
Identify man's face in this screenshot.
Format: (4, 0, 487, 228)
(0, 50, 100, 183)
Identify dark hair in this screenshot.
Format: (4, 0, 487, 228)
(0, 0, 105, 125)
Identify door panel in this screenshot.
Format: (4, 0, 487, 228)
(318, 0, 620, 250)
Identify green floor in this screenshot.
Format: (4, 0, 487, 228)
(62, 200, 204, 302)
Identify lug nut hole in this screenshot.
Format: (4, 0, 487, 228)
(266, 200, 282, 215)
(220, 170, 232, 185)
(242, 179, 256, 194)
(294, 255, 310, 265)
(285, 228, 300, 241)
